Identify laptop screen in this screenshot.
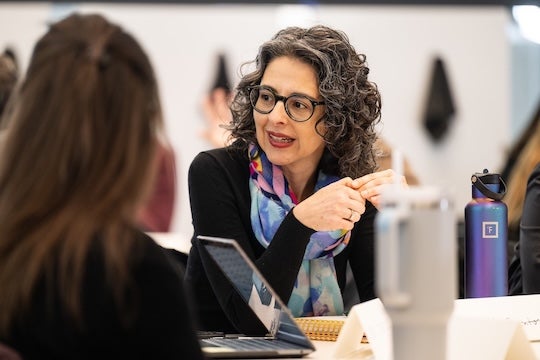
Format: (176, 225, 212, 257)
(197, 236, 314, 348)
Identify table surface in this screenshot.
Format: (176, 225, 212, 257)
(305, 340, 540, 359)
(309, 339, 374, 359)
(311, 340, 540, 359)
(149, 233, 540, 359)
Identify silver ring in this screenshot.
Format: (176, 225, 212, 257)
(348, 208, 355, 221)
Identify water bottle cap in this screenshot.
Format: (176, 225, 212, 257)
(471, 169, 506, 200)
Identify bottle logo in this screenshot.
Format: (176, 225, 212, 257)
(482, 221, 499, 238)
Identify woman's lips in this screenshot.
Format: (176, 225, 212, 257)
(268, 131, 294, 147)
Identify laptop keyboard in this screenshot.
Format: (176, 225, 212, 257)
(202, 337, 304, 351)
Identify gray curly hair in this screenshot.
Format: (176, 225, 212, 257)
(228, 25, 381, 178)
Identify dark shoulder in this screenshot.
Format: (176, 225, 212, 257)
(193, 143, 248, 165)
(89, 230, 179, 278)
(190, 142, 249, 178)
(129, 230, 182, 272)
(90, 228, 162, 255)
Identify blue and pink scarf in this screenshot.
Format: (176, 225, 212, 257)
(248, 144, 350, 317)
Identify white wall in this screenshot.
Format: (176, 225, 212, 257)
(0, 3, 514, 240)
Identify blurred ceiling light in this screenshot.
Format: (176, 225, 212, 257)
(275, 5, 320, 30)
(512, 5, 540, 44)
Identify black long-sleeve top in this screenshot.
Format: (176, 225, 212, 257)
(185, 145, 377, 335)
(4, 231, 204, 360)
(508, 163, 540, 295)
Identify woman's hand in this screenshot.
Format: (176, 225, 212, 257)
(292, 177, 366, 232)
(353, 169, 408, 210)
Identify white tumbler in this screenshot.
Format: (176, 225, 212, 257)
(375, 186, 457, 360)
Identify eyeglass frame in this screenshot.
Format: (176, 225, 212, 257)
(247, 85, 325, 122)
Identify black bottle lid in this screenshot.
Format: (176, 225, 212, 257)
(471, 169, 506, 200)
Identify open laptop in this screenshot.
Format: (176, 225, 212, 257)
(196, 235, 316, 358)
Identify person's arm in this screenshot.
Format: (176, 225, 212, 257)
(347, 202, 377, 302)
(186, 149, 313, 334)
(519, 164, 540, 294)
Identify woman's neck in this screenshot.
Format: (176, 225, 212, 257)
(283, 166, 318, 202)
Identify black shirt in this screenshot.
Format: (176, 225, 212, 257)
(5, 231, 204, 360)
(509, 163, 540, 295)
(185, 145, 376, 334)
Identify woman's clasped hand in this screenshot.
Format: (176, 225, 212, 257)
(292, 177, 366, 231)
(355, 169, 408, 209)
(292, 169, 407, 231)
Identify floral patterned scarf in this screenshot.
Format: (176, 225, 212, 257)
(248, 143, 350, 317)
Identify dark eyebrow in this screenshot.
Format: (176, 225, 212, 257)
(259, 84, 320, 102)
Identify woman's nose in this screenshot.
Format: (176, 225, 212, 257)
(267, 100, 288, 124)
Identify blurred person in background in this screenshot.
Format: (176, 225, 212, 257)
(506, 106, 540, 295)
(509, 163, 540, 294)
(503, 100, 540, 265)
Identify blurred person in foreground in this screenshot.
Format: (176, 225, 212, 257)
(186, 25, 407, 335)
(0, 13, 203, 359)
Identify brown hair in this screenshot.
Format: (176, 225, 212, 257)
(506, 118, 540, 227)
(0, 13, 163, 333)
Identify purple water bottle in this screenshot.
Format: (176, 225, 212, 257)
(465, 169, 508, 298)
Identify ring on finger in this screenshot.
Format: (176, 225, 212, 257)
(348, 208, 356, 221)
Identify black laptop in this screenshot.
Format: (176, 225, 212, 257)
(196, 235, 316, 359)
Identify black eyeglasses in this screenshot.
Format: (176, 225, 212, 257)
(248, 85, 325, 122)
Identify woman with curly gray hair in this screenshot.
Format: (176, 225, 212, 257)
(186, 25, 405, 334)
